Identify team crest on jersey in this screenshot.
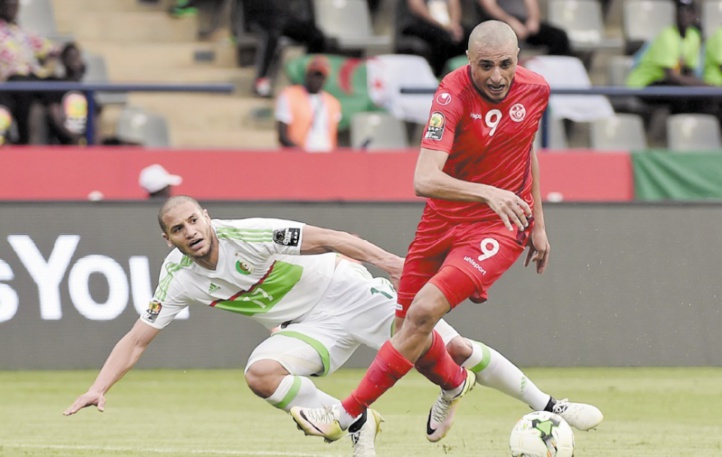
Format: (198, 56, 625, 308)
(435, 92, 452, 105)
(235, 260, 253, 275)
(273, 228, 300, 246)
(509, 104, 526, 122)
(425, 111, 445, 140)
(145, 300, 162, 323)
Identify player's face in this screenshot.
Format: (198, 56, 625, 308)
(467, 42, 519, 102)
(161, 201, 217, 263)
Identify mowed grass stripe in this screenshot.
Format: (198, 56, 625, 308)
(1, 368, 720, 457)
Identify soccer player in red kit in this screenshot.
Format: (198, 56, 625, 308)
(291, 20, 603, 445)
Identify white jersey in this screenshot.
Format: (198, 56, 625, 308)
(141, 218, 336, 330)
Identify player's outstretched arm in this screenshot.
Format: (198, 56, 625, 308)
(300, 225, 404, 287)
(414, 148, 532, 231)
(63, 319, 160, 416)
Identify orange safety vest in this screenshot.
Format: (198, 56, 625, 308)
(281, 85, 341, 150)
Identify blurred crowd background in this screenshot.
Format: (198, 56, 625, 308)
(2, 0, 722, 153)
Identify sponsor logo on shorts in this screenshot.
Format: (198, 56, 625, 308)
(145, 300, 162, 322)
(463, 256, 487, 275)
(436, 92, 452, 105)
(510, 104, 526, 122)
(425, 111, 445, 140)
(273, 228, 301, 246)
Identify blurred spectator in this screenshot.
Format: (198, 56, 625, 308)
(626, 0, 709, 114)
(704, 26, 722, 86)
(274, 55, 341, 152)
(475, 0, 572, 56)
(0, 0, 58, 144)
(169, 0, 198, 18)
(395, 0, 472, 76)
(42, 43, 100, 145)
(245, 0, 333, 98)
(139, 164, 183, 200)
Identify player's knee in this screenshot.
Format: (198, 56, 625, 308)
(245, 359, 286, 398)
(405, 289, 450, 333)
(405, 303, 442, 335)
(446, 336, 473, 365)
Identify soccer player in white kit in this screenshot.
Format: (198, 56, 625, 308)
(64, 196, 601, 457)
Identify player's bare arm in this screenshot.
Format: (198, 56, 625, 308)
(414, 147, 532, 231)
(300, 225, 403, 287)
(524, 148, 550, 274)
(63, 319, 160, 416)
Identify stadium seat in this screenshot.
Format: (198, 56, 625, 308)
(666, 114, 722, 151)
(366, 54, 438, 125)
(607, 55, 634, 86)
(17, 0, 73, 43)
(313, 0, 392, 54)
(524, 55, 614, 122)
(116, 106, 171, 148)
(590, 113, 647, 150)
(622, 0, 674, 54)
(82, 53, 129, 106)
(547, 0, 622, 52)
(703, 0, 722, 39)
(534, 115, 568, 150)
(350, 112, 409, 150)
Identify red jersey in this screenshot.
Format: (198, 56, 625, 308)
(420, 65, 550, 222)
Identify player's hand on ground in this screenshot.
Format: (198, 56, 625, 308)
(484, 187, 532, 231)
(524, 227, 550, 274)
(63, 391, 106, 416)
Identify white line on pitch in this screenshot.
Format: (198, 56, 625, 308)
(5, 443, 342, 456)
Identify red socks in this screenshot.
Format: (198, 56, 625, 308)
(341, 331, 466, 418)
(341, 341, 413, 417)
(414, 330, 466, 390)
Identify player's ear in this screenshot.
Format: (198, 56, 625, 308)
(162, 232, 173, 247)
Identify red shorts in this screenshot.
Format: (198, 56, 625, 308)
(396, 212, 531, 318)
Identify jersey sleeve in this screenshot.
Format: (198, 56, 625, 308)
(419, 81, 464, 153)
(216, 218, 306, 259)
(141, 254, 191, 330)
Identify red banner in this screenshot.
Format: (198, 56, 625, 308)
(0, 146, 632, 201)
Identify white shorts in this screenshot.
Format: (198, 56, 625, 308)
(245, 259, 460, 377)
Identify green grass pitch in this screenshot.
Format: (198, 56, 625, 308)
(1, 367, 721, 456)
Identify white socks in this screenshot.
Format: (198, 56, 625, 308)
(463, 340, 551, 411)
(266, 375, 339, 412)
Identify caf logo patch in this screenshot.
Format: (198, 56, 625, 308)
(424, 111, 445, 140)
(273, 228, 301, 246)
(145, 300, 162, 322)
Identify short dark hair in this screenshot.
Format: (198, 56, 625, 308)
(60, 42, 80, 61)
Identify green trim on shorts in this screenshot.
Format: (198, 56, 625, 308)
(274, 330, 331, 376)
(274, 375, 302, 410)
(469, 341, 492, 373)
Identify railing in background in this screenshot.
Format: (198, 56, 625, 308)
(0, 81, 235, 144)
(399, 86, 722, 148)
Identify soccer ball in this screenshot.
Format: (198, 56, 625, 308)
(509, 411, 575, 457)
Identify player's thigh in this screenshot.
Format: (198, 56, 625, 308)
(315, 261, 396, 352)
(397, 220, 454, 311)
(245, 334, 326, 377)
(445, 223, 526, 300)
